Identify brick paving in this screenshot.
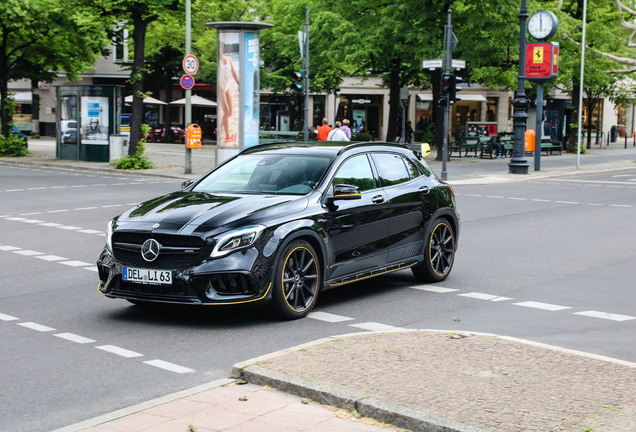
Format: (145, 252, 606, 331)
(241, 331, 636, 432)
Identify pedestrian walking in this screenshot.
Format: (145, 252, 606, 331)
(327, 121, 350, 141)
(341, 119, 352, 140)
(317, 118, 332, 141)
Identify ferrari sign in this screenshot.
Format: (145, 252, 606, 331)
(525, 42, 559, 83)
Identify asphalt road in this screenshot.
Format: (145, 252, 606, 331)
(0, 163, 634, 432)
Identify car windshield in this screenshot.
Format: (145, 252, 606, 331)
(193, 153, 333, 195)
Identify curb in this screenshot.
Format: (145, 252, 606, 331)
(232, 329, 636, 432)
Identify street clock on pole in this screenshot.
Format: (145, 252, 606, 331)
(528, 10, 558, 41)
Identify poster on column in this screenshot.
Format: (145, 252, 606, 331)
(243, 32, 260, 148)
(218, 32, 240, 147)
(81, 96, 109, 144)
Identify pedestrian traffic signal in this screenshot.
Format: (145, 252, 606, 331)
(450, 75, 462, 104)
(292, 71, 304, 92)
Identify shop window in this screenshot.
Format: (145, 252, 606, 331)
(582, 99, 603, 134)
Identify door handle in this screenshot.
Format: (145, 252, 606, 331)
(419, 186, 430, 194)
(372, 195, 385, 204)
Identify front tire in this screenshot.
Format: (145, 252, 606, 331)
(412, 218, 456, 283)
(272, 240, 321, 319)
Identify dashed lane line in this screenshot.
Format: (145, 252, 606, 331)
(307, 311, 355, 323)
(457, 193, 632, 208)
(513, 301, 572, 311)
(18, 322, 56, 332)
(573, 311, 636, 322)
(411, 286, 635, 323)
(97, 345, 144, 358)
(2, 309, 196, 374)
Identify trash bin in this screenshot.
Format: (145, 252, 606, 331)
(109, 134, 129, 161)
(611, 125, 617, 143)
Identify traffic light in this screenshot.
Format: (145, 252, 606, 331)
(439, 73, 452, 105)
(292, 71, 304, 92)
(450, 75, 462, 105)
(440, 74, 463, 105)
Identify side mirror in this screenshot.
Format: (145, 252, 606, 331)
(181, 180, 194, 190)
(420, 143, 431, 158)
(332, 184, 361, 201)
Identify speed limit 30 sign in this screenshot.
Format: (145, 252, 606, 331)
(183, 54, 199, 75)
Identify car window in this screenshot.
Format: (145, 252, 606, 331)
(403, 156, 421, 179)
(372, 153, 411, 186)
(411, 157, 432, 176)
(193, 153, 332, 195)
(332, 155, 376, 192)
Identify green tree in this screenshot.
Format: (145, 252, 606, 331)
(84, 0, 182, 155)
(0, 0, 108, 137)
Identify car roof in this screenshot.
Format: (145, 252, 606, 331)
(240, 141, 413, 157)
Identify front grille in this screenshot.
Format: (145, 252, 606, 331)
(112, 232, 205, 268)
(113, 281, 199, 303)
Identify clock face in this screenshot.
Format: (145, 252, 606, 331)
(528, 10, 557, 40)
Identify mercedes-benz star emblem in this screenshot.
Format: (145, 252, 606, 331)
(141, 239, 160, 262)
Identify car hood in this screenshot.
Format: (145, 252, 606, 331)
(116, 191, 308, 236)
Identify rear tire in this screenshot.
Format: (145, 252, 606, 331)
(272, 240, 321, 319)
(412, 218, 456, 283)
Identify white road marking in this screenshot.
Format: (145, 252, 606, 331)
(60, 260, 93, 267)
(573, 311, 636, 322)
(0, 312, 19, 321)
(18, 322, 56, 332)
(0, 245, 21, 251)
(143, 360, 195, 374)
(412, 286, 459, 293)
(13, 250, 44, 256)
(458, 292, 513, 302)
(59, 226, 81, 230)
(39, 222, 63, 227)
(308, 311, 354, 323)
(35, 255, 66, 261)
(54, 333, 96, 344)
(83, 267, 98, 272)
(513, 301, 571, 311)
(349, 322, 406, 332)
(96, 345, 143, 358)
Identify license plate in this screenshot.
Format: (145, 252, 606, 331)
(123, 267, 172, 285)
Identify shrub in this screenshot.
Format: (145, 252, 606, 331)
(352, 132, 373, 142)
(114, 124, 154, 170)
(0, 132, 29, 157)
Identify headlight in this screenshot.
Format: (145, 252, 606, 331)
(105, 219, 115, 252)
(211, 225, 265, 258)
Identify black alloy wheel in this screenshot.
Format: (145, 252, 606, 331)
(412, 218, 456, 283)
(272, 240, 320, 319)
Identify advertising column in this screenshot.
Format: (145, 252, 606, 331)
(206, 22, 273, 164)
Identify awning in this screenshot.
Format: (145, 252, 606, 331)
(417, 93, 487, 102)
(170, 94, 217, 107)
(124, 95, 167, 105)
(13, 91, 32, 104)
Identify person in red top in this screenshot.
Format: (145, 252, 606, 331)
(316, 117, 332, 141)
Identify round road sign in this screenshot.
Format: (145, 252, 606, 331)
(183, 54, 199, 75)
(180, 74, 195, 90)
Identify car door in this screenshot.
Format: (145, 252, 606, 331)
(370, 152, 436, 264)
(323, 154, 391, 280)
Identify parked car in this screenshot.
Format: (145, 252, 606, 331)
(97, 142, 460, 319)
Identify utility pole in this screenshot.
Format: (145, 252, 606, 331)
(440, 10, 457, 181)
(184, 0, 192, 174)
(303, 8, 310, 142)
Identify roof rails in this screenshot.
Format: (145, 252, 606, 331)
(335, 141, 407, 156)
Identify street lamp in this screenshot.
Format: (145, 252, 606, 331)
(509, 0, 530, 174)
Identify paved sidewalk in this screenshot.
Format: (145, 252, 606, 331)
(6, 138, 636, 432)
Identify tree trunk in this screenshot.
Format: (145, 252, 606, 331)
(0, 26, 10, 137)
(31, 80, 40, 135)
(128, 13, 149, 156)
(385, 62, 401, 143)
(567, 81, 580, 153)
